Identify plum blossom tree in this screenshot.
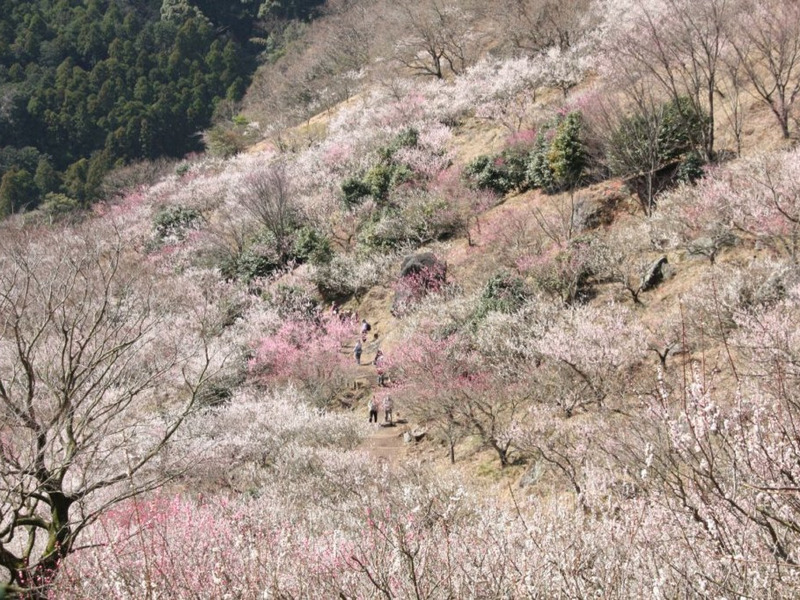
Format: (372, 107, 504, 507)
(0, 227, 223, 597)
(589, 219, 657, 304)
(637, 359, 800, 594)
(532, 303, 646, 416)
(731, 0, 800, 139)
(466, 56, 548, 133)
(606, 0, 735, 161)
(653, 149, 800, 260)
(718, 49, 747, 156)
(249, 313, 359, 408)
(237, 160, 302, 263)
(390, 0, 484, 79)
(396, 329, 528, 467)
(491, 0, 596, 55)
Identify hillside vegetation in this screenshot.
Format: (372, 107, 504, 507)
(2, 0, 800, 597)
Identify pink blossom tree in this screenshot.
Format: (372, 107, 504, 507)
(654, 149, 800, 260)
(249, 313, 359, 408)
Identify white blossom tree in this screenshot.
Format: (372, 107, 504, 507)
(0, 226, 224, 597)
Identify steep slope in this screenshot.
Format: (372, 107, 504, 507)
(4, 0, 800, 597)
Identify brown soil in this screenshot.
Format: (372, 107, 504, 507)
(362, 421, 407, 466)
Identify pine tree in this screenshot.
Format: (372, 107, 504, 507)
(547, 111, 585, 191)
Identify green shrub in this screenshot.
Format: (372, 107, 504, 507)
(357, 192, 464, 251)
(235, 246, 280, 282)
(500, 147, 530, 190)
(204, 118, 260, 159)
(294, 226, 333, 265)
(39, 193, 81, 221)
(152, 204, 201, 240)
(659, 96, 709, 160)
(344, 162, 415, 208)
(378, 127, 419, 161)
(358, 209, 418, 251)
(229, 228, 283, 282)
(608, 96, 709, 178)
(473, 271, 529, 321)
(389, 163, 414, 188)
(463, 149, 528, 195)
(341, 176, 372, 207)
(676, 151, 705, 184)
(342, 127, 421, 208)
(0, 167, 38, 216)
(204, 124, 248, 158)
(363, 163, 394, 203)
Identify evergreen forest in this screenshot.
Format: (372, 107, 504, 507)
(0, 0, 322, 215)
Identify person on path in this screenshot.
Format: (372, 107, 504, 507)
(361, 319, 371, 336)
(382, 395, 394, 424)
(368, 396, 379, 423)
(374, 350, 386, 386)
(354, 340, 362, 365)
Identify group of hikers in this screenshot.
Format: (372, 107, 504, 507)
(345, 315, 394, 425)
(368, 394, 393, 424)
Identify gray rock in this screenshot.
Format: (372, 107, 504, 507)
(518, 460, 544, 488)
(640, 255, 668, 292)
(687, 231, 737, 261)
(404, 428, 426, 443)
(572, 196, 617, 232)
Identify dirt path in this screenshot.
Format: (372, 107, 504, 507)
(363, 421, 407, 465)
(338, 316, 410, 466)
(342, 348, 408, 466)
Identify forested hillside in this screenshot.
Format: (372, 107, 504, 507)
(0, 0, 323, 215)
(2, 0, 800, 598)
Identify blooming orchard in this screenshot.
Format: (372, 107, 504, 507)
(3, 0, 800, 596)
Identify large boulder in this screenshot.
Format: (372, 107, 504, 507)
(399, 252, 446, 279)
(687, 230, 737, 262)
(640, 255, 669, 292)
(571, 187, 625, 233)
(393, 253, 447, 316)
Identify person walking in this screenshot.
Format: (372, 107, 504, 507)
(382, 395, 393, 424)
(374, 350, 386, 386)
(354, 340, 362, 365)
(368, 396, 379, 423)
